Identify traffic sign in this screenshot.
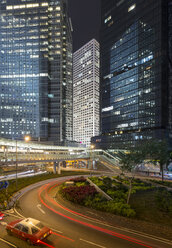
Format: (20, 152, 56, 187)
(0, 181, 9, 190)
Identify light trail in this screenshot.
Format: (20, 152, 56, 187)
(38, 240, 56, 248)
(47, 182, 102, 222)
(51, 231, 75, 242)
(38, 183, 154, 248)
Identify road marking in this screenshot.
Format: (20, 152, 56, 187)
(54, 198, 172, 246)
(0, 238, 17, 248)
(52, 231, 74, 242)
(37, 204, 45, 214)
(80, 238, 106, 248)
(51, 227, 63, 234)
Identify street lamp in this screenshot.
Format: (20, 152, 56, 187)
(24, 135, 31, 162)
(24, 135, 31, 142)
(15, 135, 31, 191)
(15, 140, 18, 191)
(90, 145, 94, 173)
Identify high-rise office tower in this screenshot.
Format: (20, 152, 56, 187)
(0, 0, 73, 145)
(73, 39, 100, 147)
(92, 0, 172, 149)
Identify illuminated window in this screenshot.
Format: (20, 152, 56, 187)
(128, 4, 136, 12)
(104, 16, 112, 23)
(41, 3, 48, 7)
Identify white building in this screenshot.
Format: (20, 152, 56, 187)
(73, 39, 100, 147)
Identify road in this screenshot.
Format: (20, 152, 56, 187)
(0, 170, 47, 182)
(0, 176, 172, 248)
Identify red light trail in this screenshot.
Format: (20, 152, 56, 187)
(38, 182, 154, 248)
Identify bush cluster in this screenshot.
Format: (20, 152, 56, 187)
(61, 185, 97, 204)
(84, 195, 135, 217)
(60, 176, 135, 218)
(70, 176, 86, 183)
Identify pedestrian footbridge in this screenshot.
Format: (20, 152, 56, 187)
(0, 137, 125, 173)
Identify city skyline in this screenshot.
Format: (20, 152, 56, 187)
(0, 2, 171, 247)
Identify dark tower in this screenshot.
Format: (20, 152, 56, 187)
(92, 0, 172, 149)
(0, 0, 73, 144)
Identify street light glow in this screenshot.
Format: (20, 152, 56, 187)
(24, 135, 31, 142)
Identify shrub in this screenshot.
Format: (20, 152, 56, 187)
(102, 177, 112, 188)
(84, 193, 104, 207)
(89, 177, 104, 186)
(61, 185, 97, 204)
(107, 189, 126, 201)
(75, 182, 87, 187)
(90, 200, 135, 217)
(70, 176, 86, 183)
(132, 186, 154, 193)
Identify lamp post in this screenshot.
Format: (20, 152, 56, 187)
(90, 145, 94, 174)
(15, 140, 18, 191)
(15, 135, 31, 191)
(24, 135, 31, 165)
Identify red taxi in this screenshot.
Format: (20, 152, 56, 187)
(6, 217, 51, 245)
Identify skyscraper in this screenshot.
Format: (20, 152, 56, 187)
(92, 0, 172, 149)
(0, 0, 73, 145)
(73, 39, 100, 147)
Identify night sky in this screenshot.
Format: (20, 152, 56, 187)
(68, 0, 101, 52)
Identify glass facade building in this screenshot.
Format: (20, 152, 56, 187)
(92, 0, 172, 149)
(0, 0, 73, 144)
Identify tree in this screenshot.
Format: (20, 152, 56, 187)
(119, 149, 144, 204)
(142, 140, 170, 182)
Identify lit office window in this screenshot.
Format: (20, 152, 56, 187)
(128, 4, 136, 12)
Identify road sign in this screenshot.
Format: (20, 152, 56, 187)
(0, 181, 9, 190)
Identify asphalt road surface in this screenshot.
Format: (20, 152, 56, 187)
(0, 176, 172, 248)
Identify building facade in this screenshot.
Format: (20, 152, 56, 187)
(92, 0, 172, 149)
(0, 0, 73, 144)
(73, 39, 100, 147)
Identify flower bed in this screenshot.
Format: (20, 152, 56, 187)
(60, 185, 97, 204)
(59, 177, 136, 217)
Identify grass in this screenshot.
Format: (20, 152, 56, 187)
(130, 188, 172, 227)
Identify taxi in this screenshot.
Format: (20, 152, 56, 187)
(6, 217, 51, 245)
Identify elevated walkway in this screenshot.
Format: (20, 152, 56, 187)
(0, 137, 126, 173)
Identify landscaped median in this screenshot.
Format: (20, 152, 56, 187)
(59, 176, 136, 217)
(0, 171, 92, 210)
(58, 175, 172, 229)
